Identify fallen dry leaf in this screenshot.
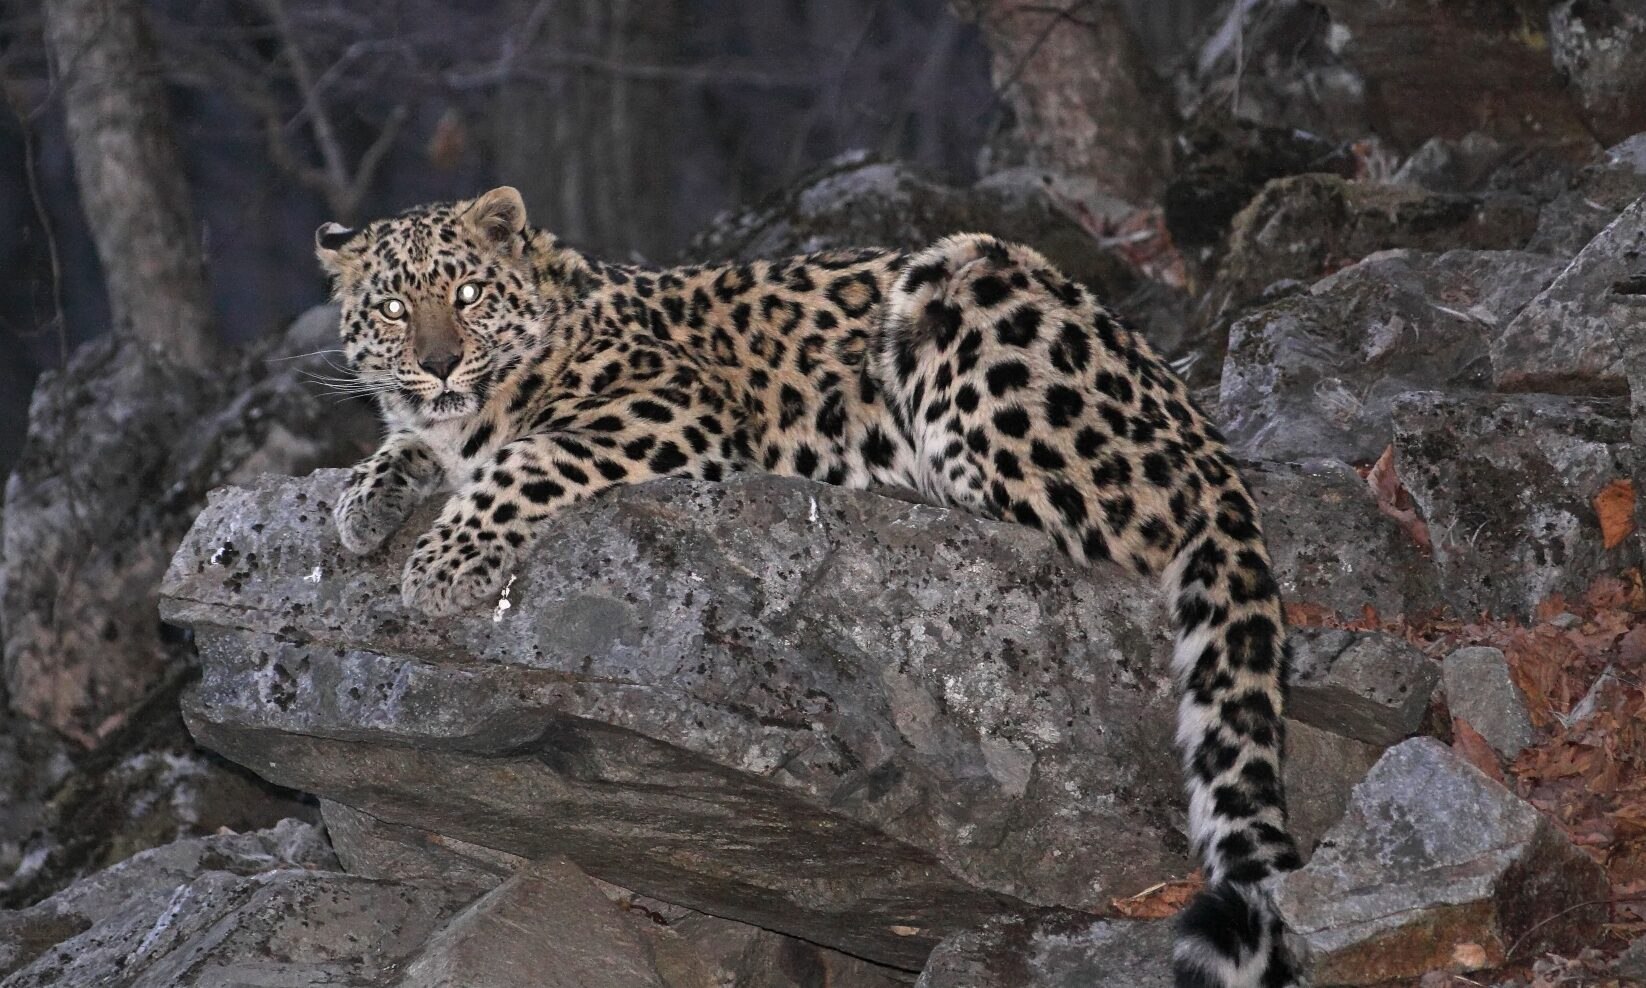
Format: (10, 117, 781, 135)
(1595, 478, 1637, 551)
(1453, 717, 1506, 783)
(1366, 445, 1432, 552)
(1451, 941, 1489, 970)
(1284, 600, 1340, 627)
(1108, 874, 1203, 919)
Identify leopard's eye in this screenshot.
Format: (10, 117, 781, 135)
(378, 298, 407, 320)
(456, 281, 483, 306)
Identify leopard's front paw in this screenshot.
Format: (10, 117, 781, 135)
(334, 480, 417, 556)
(400, 521, 516, 616)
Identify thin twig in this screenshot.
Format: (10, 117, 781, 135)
(1504, 894, 1644, 961)
(259, 0, 350, 212)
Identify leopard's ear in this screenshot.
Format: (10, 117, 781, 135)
(315, 222, 361, 275)
(465, 186, 528, 254)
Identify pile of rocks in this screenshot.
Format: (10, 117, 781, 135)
(7, 14, 1646, 981)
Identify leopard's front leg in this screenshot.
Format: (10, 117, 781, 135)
(401, 428, 719, 615)
(334, 432, 443, 555)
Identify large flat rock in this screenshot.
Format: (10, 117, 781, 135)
(162, 470, 1198, 969)
(162, 469, 1391, 972)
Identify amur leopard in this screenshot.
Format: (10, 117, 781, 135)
(317, 186, 1304, 988)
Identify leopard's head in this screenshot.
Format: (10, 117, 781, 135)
(316, 186, 546, 423)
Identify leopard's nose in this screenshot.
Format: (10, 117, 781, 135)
(418, 352, 461, 380)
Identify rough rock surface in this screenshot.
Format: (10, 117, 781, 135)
(1442, 646, 1536, 760)
(1526, 135, 1646, 256)
(1284, 722, 1385, 863)
(1392, 133, 1517, 195)
(0, 307, 375, 746)
(3, 811, 912, 988)
(320, 799, 519, 896)
(322, 798, 908, 985)
(0, 819, 341, 981)
(1549, 1, 1646, 146)
(164, 470, 1186, 968)
(1, 668, 315, 908)
(660, 909, 908, 988)
(1275, 738, 1609, 986)
(399, 858, 671, 988)
(1242, 459, 1444, 619)
(915, 911, 1173, 988)
(1203, 174, 1541, 335)
(0, 714, 70, 883)
(160, 468, 1384, 971)
(1221, 248, 1563, 464)
(1289, 629, 1439, 748)
(1494, 193, 1646, 394)
(5, 870, 466, 988)
(684, 154, 1131, 298)
(1391, 392, 1641, 618)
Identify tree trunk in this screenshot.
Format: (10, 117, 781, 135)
(954, 0, 1174, 205)
(43, 0, 216, 368)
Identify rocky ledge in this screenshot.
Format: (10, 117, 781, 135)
(140, 468, 1608, 983)
(152, 467, 1409, 976)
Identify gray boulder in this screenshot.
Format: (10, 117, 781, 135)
(1283, 721, 1384, 863)
(161, 468, 1384, 972)
(163, 470, 1185, 968)
(1392, 134, 1516, 195)
(915, 911, 1174, 988)
(1289, 629, 1439, 748)
(4, 869, 468, 988)
(1527, 136, 1646, 256)
(1202, 175, 1541, 337)
(398, 858, 671, 988)
(322, 799, 908, 986)
(1243, 459, 1444, 620)
(1549, 3, 1646, 147)
(1, 669, 315, 910)
(1391, 392, 1641, 618)
(1, 307, 375, 747)
(1495, 193, 1646, 393)
(0, 819, 340, 981)
(1221, 248, 1563, 464)
(1441, 646, 1536, 761)
(1275, 738, 1609, 986)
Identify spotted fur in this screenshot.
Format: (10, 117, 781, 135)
(317, 187, 1305, 986)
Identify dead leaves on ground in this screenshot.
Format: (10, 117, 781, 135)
(1108, 874, 1203, 919)
(1289, 570, 1646, 958)
(1442, 574, 1646, 945)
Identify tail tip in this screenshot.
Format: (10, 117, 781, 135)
(1173, 880, 1302, 988)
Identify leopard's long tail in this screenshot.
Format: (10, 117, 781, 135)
(1162, 517, 1304, 987)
